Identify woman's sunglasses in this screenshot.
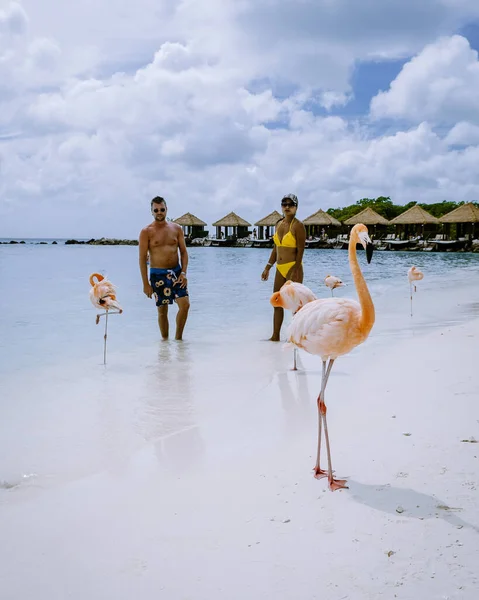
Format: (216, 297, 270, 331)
(281, 203, 295, 208)
(153, 207, 166, 213)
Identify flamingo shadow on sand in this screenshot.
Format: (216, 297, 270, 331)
(349, 480, 479, 534)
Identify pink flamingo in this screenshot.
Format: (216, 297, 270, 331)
(270, 281, 317, 370)
(273, 224, 375, 491)
(89, 273, 123, 364)
(324, 275, 345, 296)
(407, 266, 424, 317)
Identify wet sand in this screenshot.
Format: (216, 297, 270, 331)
(1, 288, 479, 598)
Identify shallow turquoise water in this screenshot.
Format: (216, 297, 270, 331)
(1, 243, 479, 489)
(1, 244, 479, 376)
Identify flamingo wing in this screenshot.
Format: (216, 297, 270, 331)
(89, 278, 121, 310)
(288, 297, 363, 359)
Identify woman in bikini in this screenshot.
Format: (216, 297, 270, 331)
(261, 194, 306, 341)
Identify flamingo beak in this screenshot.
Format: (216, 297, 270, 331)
(366, 242, 374, 264)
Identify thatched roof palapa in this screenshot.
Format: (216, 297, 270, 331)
(212, 211, 251, 227)
(254, 210, 283, 227)
(344, 207, 389, 226)
(439, 202, 479, 223)
(389, 205, 439, 225)
(303, 209, 341, 227)
(173, 212, 207, 226)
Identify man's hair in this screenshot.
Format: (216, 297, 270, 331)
(151, 196, 167, 208)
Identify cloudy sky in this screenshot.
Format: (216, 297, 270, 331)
(2, 1, 479, 238)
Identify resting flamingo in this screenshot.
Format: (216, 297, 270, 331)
(324, 275, 345, 296)
(407, 266, 424, 317)
(89, 273, 123, 364)
(89, 273, 122, 315)
(273, 223, 375, 491)
(270, 281, 317, 370)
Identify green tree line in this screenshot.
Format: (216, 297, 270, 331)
(326, 197, 478, 221)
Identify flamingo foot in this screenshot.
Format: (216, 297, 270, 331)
(328, 477, 348, 492)
(95, 315, 100, 325)
(313, 467, 328, 480)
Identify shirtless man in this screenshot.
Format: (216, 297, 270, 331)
(139, 196, 190, 340)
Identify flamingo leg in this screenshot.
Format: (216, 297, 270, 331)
(292, 347, 298, 371)
(94, 309, 121, 365)
(316, 359, 348, 491)
(410, 282, 413, 317)
(314, 359, 333, 479)
(103, 309, 108, 365)
(95, 309, 121, 324)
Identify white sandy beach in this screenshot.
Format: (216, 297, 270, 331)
(1, 295, 478, 599)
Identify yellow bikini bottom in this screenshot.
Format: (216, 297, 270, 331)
(276, 261, 297, 278)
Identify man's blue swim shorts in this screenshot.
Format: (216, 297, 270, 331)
(150, 265, 189, 306)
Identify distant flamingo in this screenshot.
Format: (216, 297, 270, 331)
(407, 266, 424, 317)
(273, 224, 375, 491)
(270, 281, 317, 370)
(89, 273, 123, 364)
(324, 275, 345, 296)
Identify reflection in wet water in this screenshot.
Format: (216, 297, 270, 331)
(277, 370, 312, 438)
(137, 342, 205, 474)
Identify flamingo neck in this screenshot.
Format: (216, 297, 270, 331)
(89, 273, 104, 286)
(348, 234, 375, 335)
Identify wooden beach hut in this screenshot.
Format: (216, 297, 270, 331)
(342, 207, 389, 247)
(388, 205, 440, 247)
(303, 209, 341, 237)
(439, 202, 479, 242)
(173, 213, 208, 241)
(211, 212, 251, 245)
(344, 207, 390, 228)
(254, 210, 283, 241)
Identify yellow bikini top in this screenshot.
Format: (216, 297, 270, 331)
(273, 219, 297, 248)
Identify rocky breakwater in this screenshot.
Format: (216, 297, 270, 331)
(65, 238, 139, 245)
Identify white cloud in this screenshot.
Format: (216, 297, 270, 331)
(319, 91, 351, 111)
(0, 2, 28, 35)
(3, 3, 479, 237)
(370, 35, 479, 125)
(445, 121, 479, 146)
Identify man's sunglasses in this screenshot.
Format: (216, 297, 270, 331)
(153, 207, 166, 213)
(281, 202, 295, 208)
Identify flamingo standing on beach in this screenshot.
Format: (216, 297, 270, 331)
(273, 223, 375, 491)
(89, 273, 123, 316)
(408, 266, 424, 317)
(89, 273, 123, 364)
(270, 281, 317, 370)
(324, 275, 345, 296)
